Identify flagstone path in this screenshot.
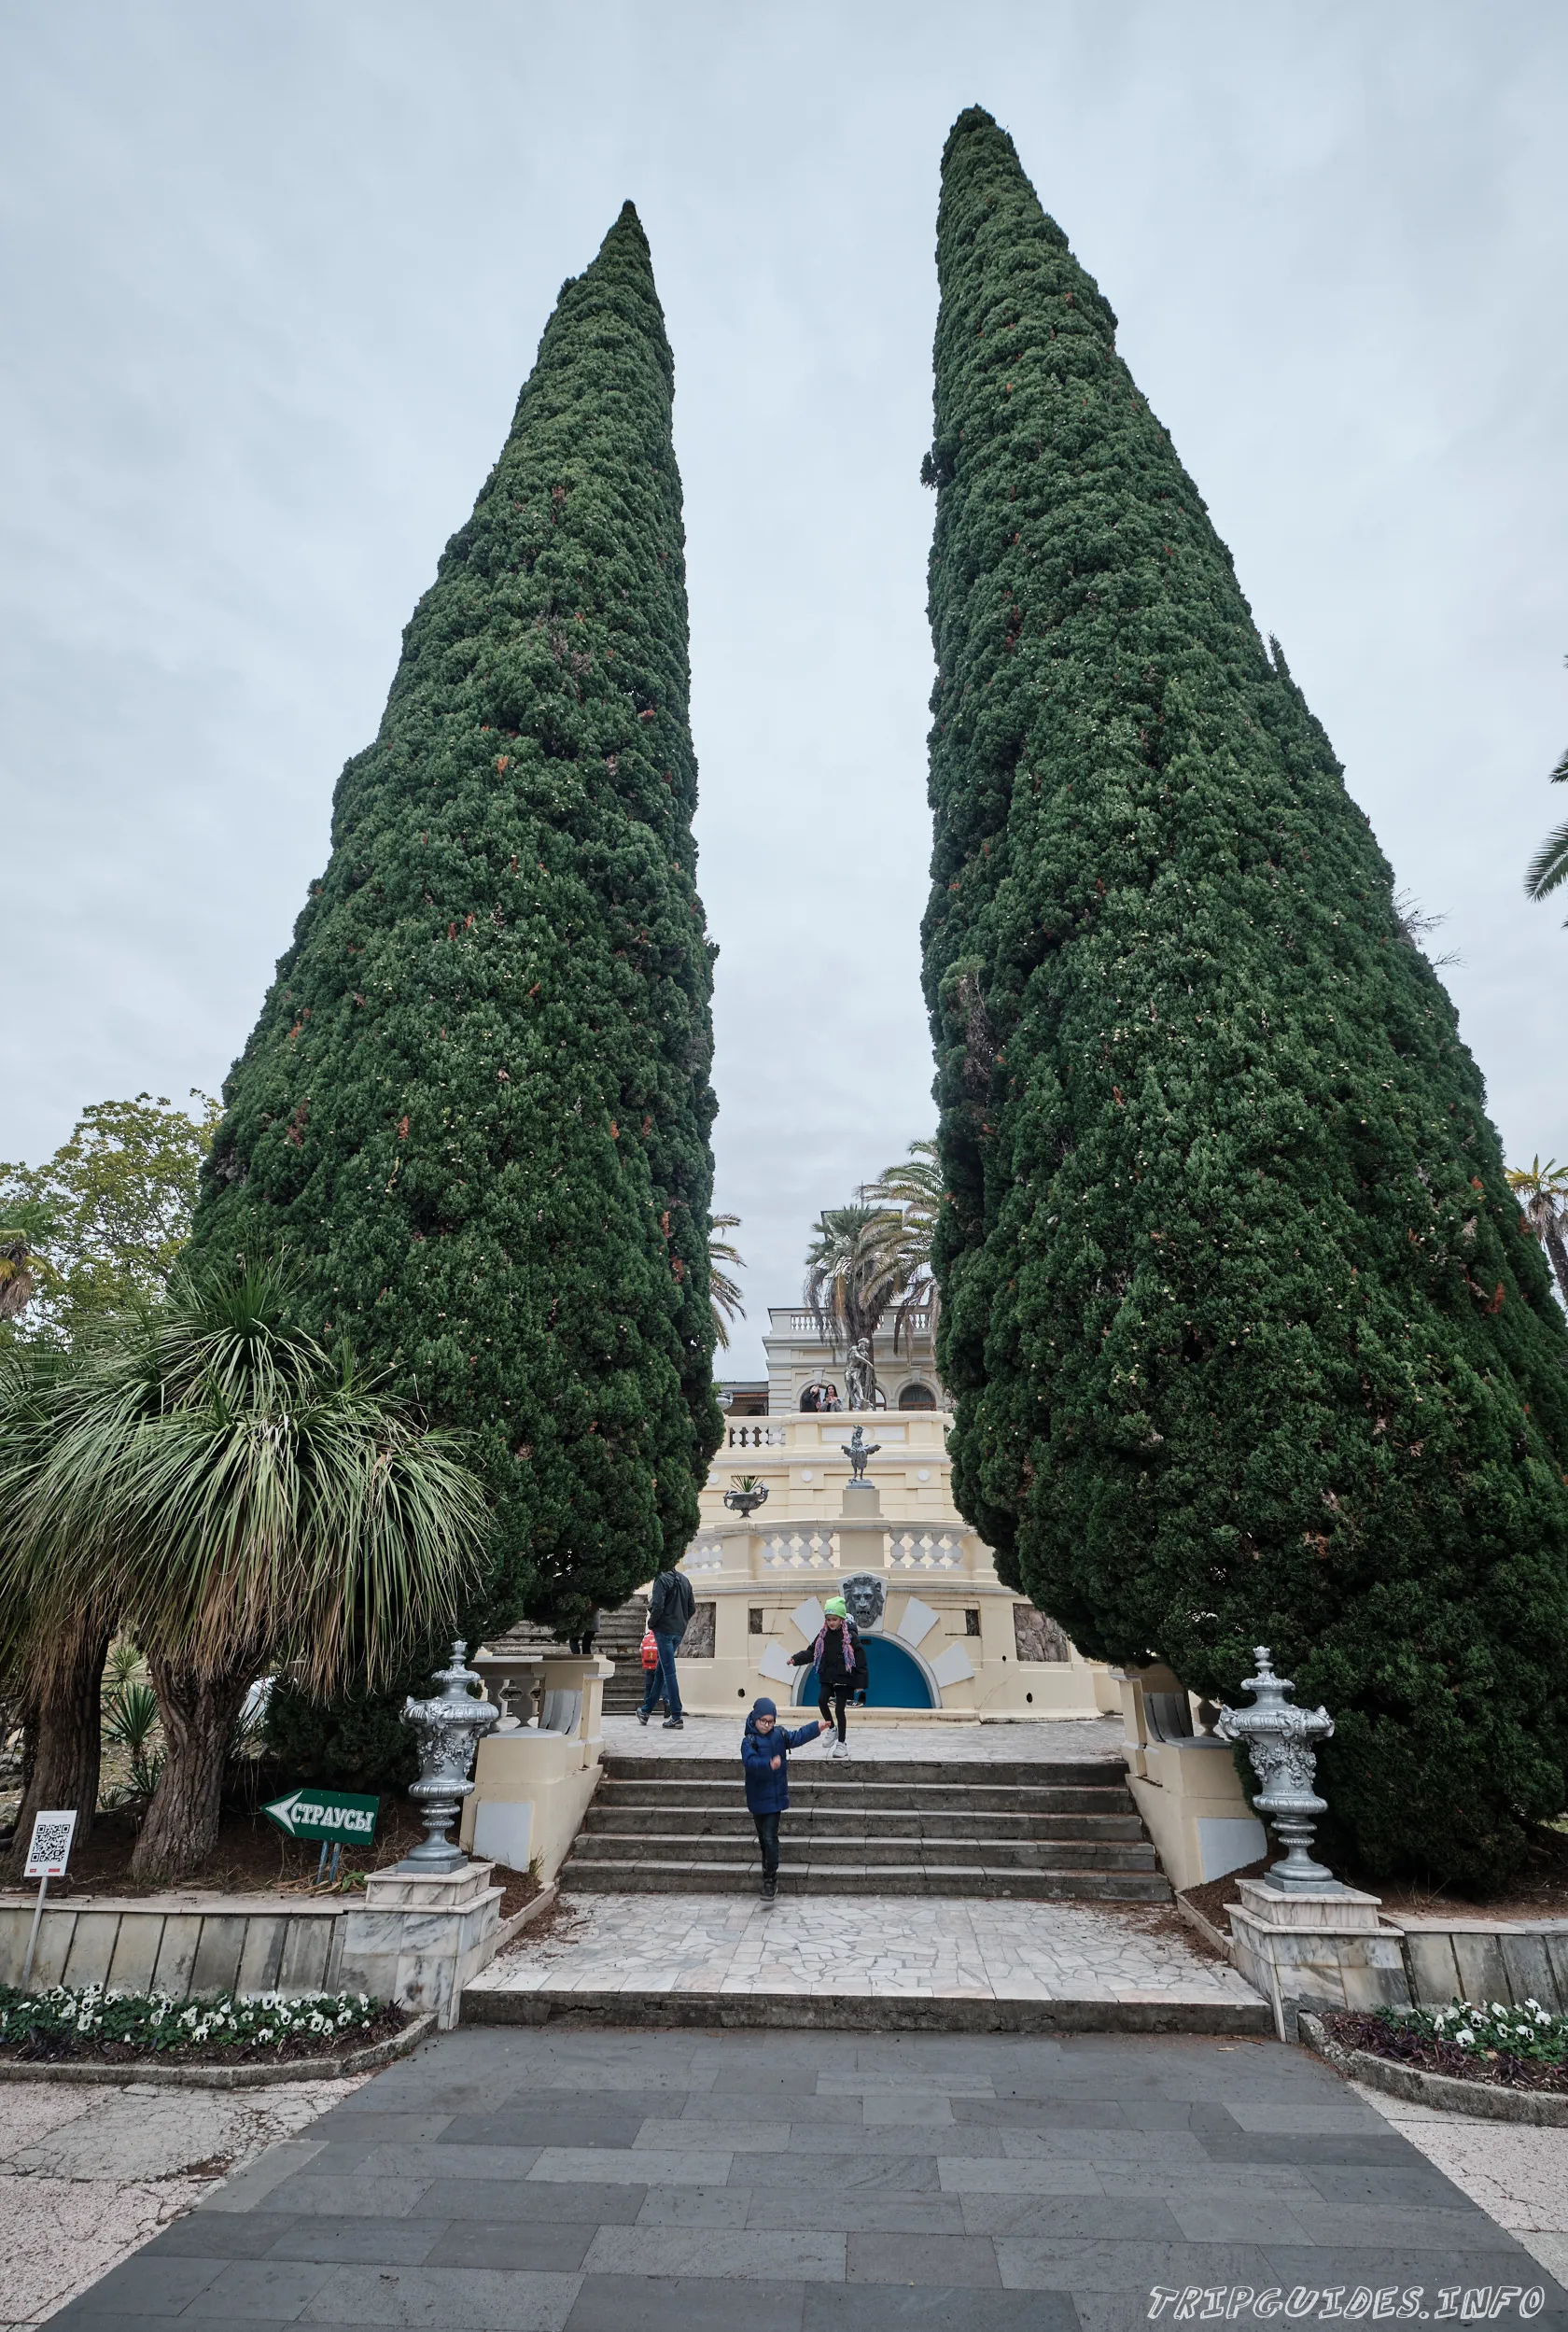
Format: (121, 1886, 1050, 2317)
(467, 1890, 1265, 2016)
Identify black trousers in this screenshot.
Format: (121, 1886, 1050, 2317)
(819, 1684, 851, 1742)
(752, 1810, 781, 1877)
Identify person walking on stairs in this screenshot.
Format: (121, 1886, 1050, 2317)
(637, 1565, 695, 1729)
(790, 1596, 867, 1759)
(741, 1696, 824, 1900)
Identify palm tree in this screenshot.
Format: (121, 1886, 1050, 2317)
(708, 1214, 746, 1352)
(803, 1202, 904, 1370)
(863, 1139, 945, 1353)
(1505, 1157, 1568, 1313)
(0, 1342, 115, 1879)
(0, 1257, 486, 1882)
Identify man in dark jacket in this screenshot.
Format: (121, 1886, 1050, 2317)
(741, 1696, 823, 1899)
(638, 1566, 696, 1730)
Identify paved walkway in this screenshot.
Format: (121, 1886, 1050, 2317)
(602, 1714, 1126, 1761)
(46, 2026, 1564, 2328)
(469, 1891, 1264, 2017)
(0, 2075, 366, 2327)
(1354, 2083, 1568, 2295)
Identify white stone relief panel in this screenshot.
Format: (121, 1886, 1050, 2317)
(894, 1595, 939, 1649)
(757, 1640, 795, 1684)
(930, 1641, 975, 1686)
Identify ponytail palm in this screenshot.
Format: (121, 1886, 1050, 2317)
(1, 1259, 485, 1881)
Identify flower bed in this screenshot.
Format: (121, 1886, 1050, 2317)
(1323, 2000, 1568, 2093)
(0, 1983, 402, 2066)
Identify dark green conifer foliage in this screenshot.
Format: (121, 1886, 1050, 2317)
(193, 204, 721, 1641)
(922, 109, 1568, 1887)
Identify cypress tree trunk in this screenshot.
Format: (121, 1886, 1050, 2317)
(128, 1655, 255, 1883)
(191, 204, 720, 1639)
(5, 1613, 112, 1883)
(921, 107, 1568, 1889)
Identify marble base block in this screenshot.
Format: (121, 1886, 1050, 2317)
(340, 1858, 503, 2030)
(841, 1482, 881, 1519)
(1228, 1876, 1409, 2040)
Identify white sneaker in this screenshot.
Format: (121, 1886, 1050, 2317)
(831, 1740, 849, 1760)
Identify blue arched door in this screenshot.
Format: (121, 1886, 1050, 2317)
(793, 1635, 934, 1709)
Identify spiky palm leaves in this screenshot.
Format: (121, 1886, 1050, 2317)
(863, 1140, 945, 1353)
(802, 1203, 903, 1359)
(1524, 682, 1568, 911)
(0, 1258, 486, 1880)
(1506, 1158, 1568, 1312)
(708, 1215, 746, 1353)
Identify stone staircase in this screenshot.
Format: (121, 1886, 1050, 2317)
(564, 1753, 1169, 1900)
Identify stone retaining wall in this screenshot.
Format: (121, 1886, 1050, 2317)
(1398, 1922, 1568, 2013)
(0, 1896, 343, 2000)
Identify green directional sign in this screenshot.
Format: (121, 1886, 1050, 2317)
(263, 1787, 380, 1845)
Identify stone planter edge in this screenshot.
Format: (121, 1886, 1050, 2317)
(1299, 2010, 1568, 2126)
(0, 2008, 437, 2089)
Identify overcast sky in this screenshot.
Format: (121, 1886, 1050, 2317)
(3, 1, 1565, 1376)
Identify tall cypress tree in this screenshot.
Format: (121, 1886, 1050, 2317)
(922, 108, 1568, 1887)
(194, 204, 721, 1643)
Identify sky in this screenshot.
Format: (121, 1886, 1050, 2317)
(2, 1, 1565, 1379)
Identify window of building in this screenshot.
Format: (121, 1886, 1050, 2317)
(964, 1609, 981, 1637)
(749, 1608, 763, 1635)
(898, 1382, 937, 1410)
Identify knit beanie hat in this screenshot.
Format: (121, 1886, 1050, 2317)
(823, 1597, 847, 1619)
(751, 1696, 777, 1720)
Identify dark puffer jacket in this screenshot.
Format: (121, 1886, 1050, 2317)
(789, 1617, 868, 1693)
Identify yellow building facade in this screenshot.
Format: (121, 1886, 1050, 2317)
(668, 1308, 1116, 1721)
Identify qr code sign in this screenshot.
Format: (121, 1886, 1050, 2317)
(26, 1810, 77, 1878)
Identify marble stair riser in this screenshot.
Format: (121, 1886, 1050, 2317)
(564, 1861, 1170, 1898)
(574, 1833, 1158, 1871)
(598, 1782, 1136, 1816)
(581, 1805, 1147, 1839)
(603, 1756, 1116, 1787)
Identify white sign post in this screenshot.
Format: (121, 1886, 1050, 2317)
(21, 1809, 77, 1990)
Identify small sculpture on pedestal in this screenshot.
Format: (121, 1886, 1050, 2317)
(398, 1640, 499, 1874)
(842, 1424, 879, 1480)
(1216, 1645, 1342, 1893)
(723, 1474, 770, 1520)
(845, 1337, 876, 1412)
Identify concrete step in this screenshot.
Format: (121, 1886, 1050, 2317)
(595, 1780, 1137, 1817)
(579, 1806, 1148, 1841)
(602, 1756, 1123, 1789)
(569, 1831, 1158, 1873)
(563, 1857, 1171, 1901)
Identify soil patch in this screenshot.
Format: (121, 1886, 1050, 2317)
(1, 1797, 542, 1904)
(1181, 1826, 1568, 1937)
(1321, 2008, 1568, 2094)
(0, 2000, 409, 2069)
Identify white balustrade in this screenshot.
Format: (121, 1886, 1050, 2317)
(726, 1423, 790, 1448)
(889, 1530, 963, 1572)
(761, 1529, 836, 1570)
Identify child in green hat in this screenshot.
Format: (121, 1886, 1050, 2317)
(790, 1596, 868, 1758)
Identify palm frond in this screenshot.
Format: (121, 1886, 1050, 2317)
(1525, 818, 1568, 902)
(708, 1213, 745, 1351)
(0, 1255, 487, 1699)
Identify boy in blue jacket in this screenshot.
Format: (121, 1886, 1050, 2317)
(740, 1696, 823, 1901)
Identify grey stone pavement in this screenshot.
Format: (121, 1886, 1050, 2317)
(43, 2026, 1566, 2330)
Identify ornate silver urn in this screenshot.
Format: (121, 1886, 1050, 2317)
(398, 1640, 499, 1874)
(722, 1475, 769, 1520)
(1216, 1646, 1342, 1894)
